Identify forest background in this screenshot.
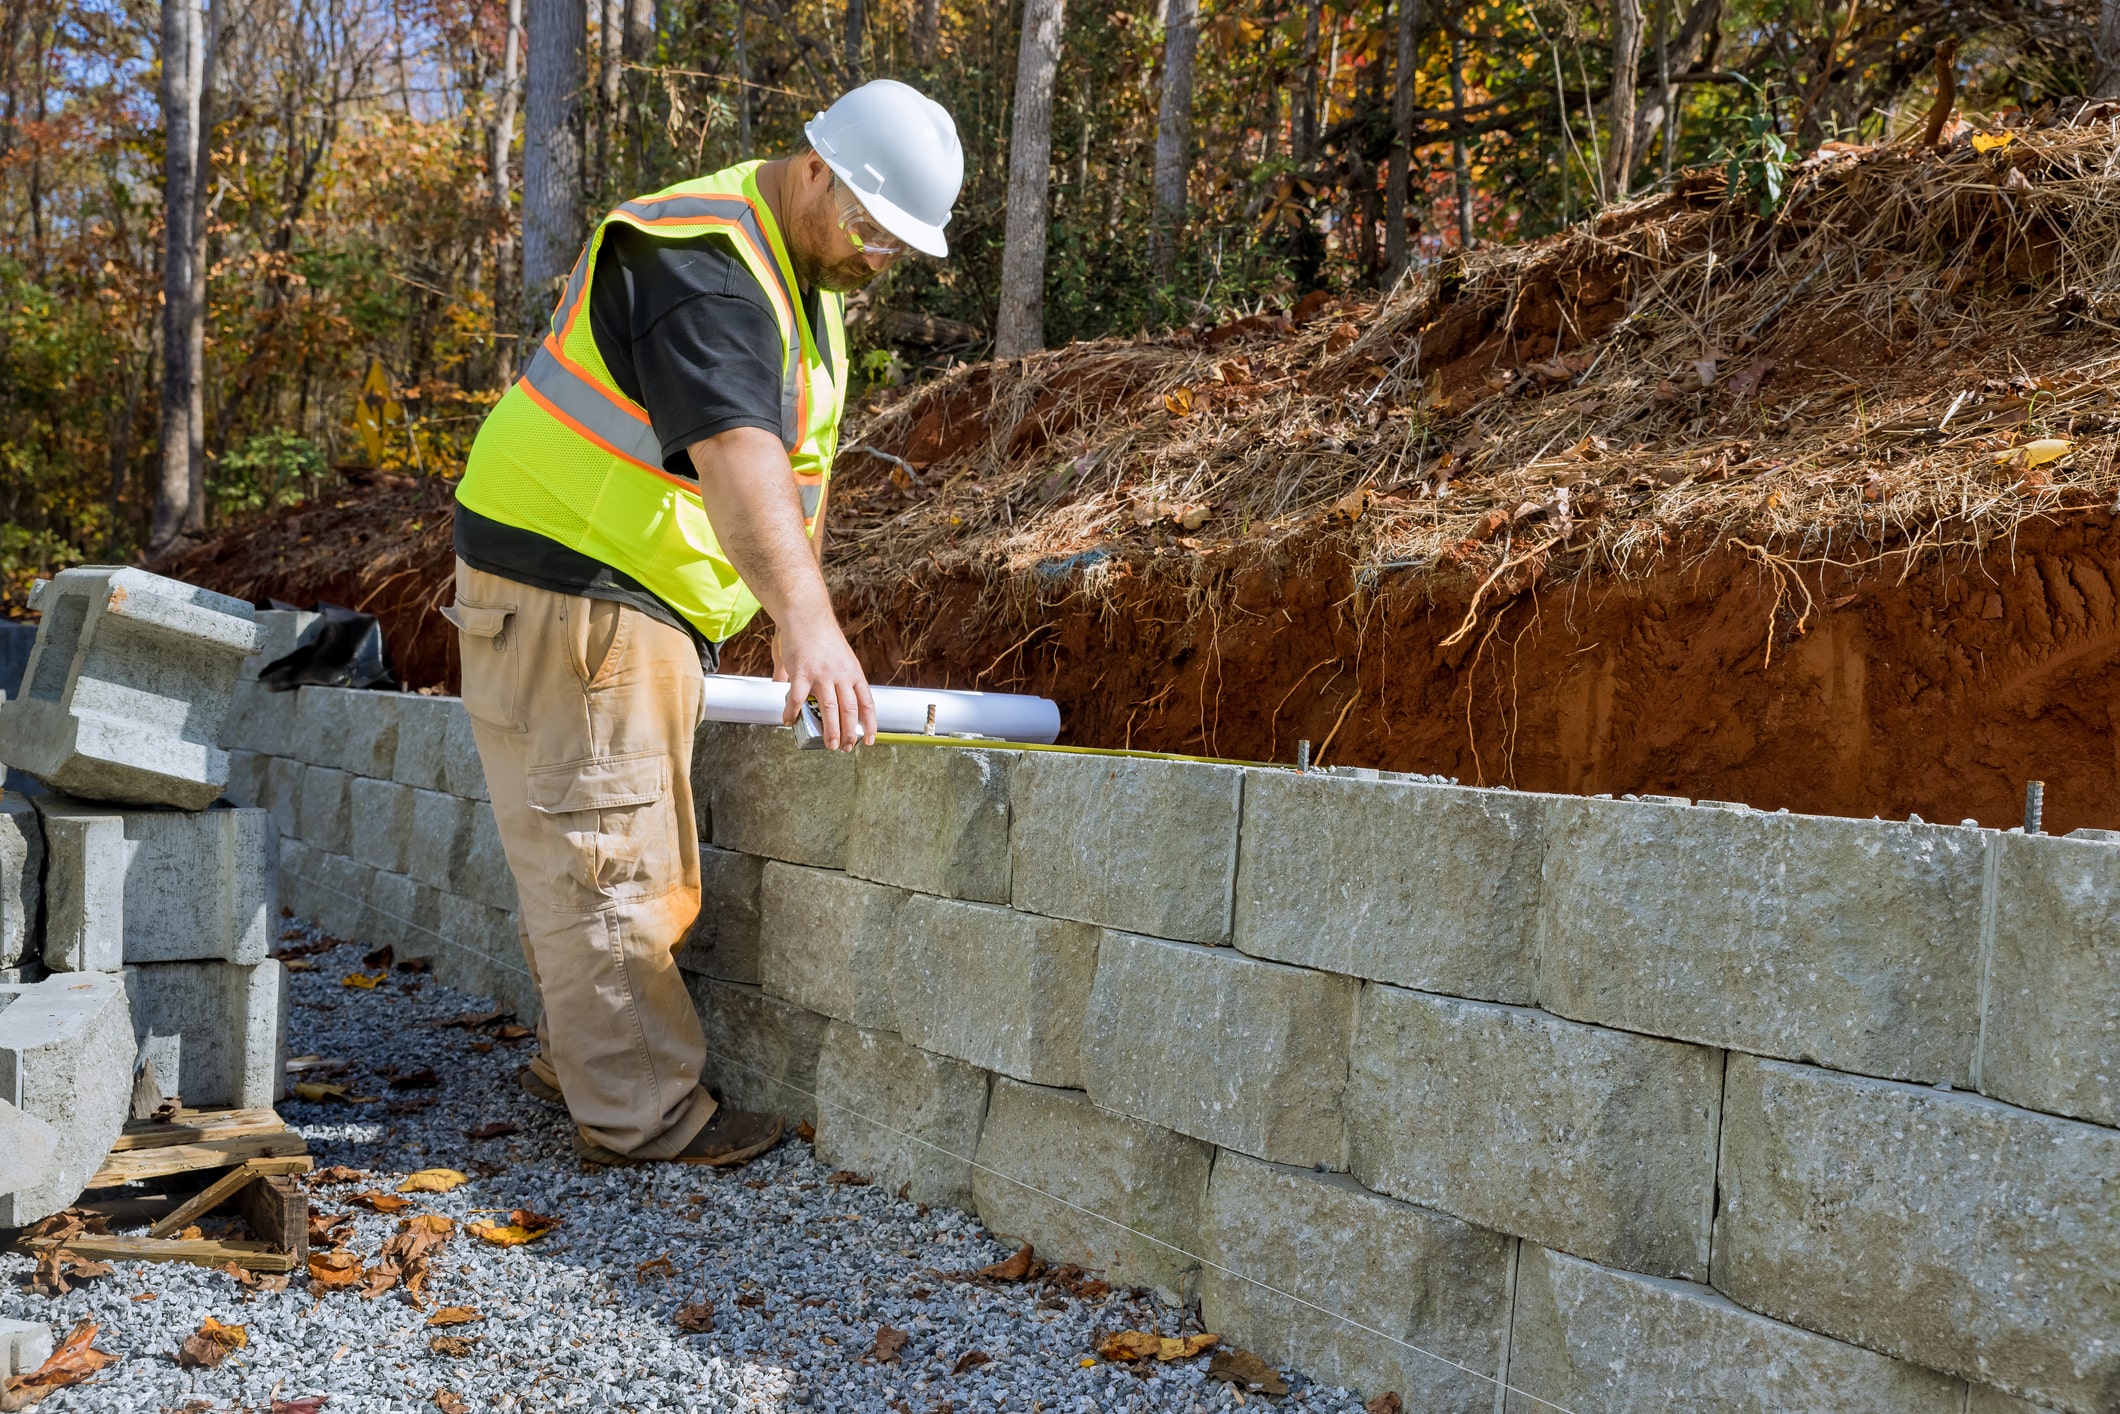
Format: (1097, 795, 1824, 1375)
(0, 0, 2110, 594)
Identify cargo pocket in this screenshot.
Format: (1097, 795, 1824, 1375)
(444, 601, 523, 731)
(525, 751, 675, 907)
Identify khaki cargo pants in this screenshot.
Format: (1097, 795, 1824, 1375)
(447, 559, 718, 1158)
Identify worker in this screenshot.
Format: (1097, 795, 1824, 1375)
(444, 81, 962, 1167)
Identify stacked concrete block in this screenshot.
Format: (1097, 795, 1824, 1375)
(389, 692, 460, 792)
(757, 864, 906, 1030)
(0, 1319, 53, 1380)
(437, 893, 537, 1019)
(222, 748, 269, 809)
(1505, 1246, 1967, 1413)
(242, 607, 320, 679)
(1010, 753, 1242, 943)
(348, 774, 417, 875)
(407, 788, 475, 892)
(262, 755, 304, 842)
(0, 971, 133, 1226)
(0, 567, 261, 808)
(218, 680, 302, 760)
(365, 870, 444, 960)
(0, 792, 40, 973)
(892, 895, 1098, 1086)
(698, 720, 856, 867)
(0, 1096, 57, 1201)
(688, 973, 829, 1126)
(296, 685, 400, 778)
(311, 851, 379, 942)
(973, 1079, 1212, 1300)
(1235, 772, 1544, 1003)
(35, 797, 275, 972)
(1539, 798, 1987, 1085)
(1082, 931, 1355, 1166)
(1981, 831, 2120, 1125)
(675, 845, 767, 983)
(294, 766, 354, 856)
(1713, 1056, 2120, 1411)
(1202, 1152, 1516, 1412)
(125, 960, 287, 1108)
(457, 802, 518, 911)
(437, 707, 489, 800)
(812, 1020, 989, 1208)
(1348, 986, 1722, 1280)
(846, 742, 1013, 902)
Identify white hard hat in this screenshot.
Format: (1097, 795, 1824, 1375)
(803, 80, 962, 258)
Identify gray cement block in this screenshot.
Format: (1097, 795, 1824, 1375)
(218, 678, 302, 758)
(0, 1096, 57, 1200)
(263, 755, 303, 843)
(438, 707, 489, 800)
(456, 801, 517, 911)
(296, 686, 400, 778)
(1082, 931, 1355, 1166)
(1202, 1152, 1515, 1412)
(973, 1078, 1211, 1300)
(0, 1319, 53, 1380)
(295, 765, 354, 856)
(1234, 772, 1544, 1004)
(1010, 754, 1242, 944)
(1505, 1245, 1966, 1414)
(846, 742, 1013, 902)
(1982, 831, 2120, 1126)
(813, 1020, 988, 1209)
(437, 892, 538, 1019)
(276, 836, 321, 923)
(223, 748, 268, 808)
(1348, 986, 1722, 1280)
(0, 567, 261, 809)
(1713, 1055, 2120, 1412)
(389, 693, 459, 791)
(0, 970, 133, 1225)
(697, 721, 854, 867)
(0, 791, 40, 969)
(687, 973, 829, 1127)
(347, 774, 416, 876)
(757, 863, 905, 1031)
(675, 845, 766, 984)
(124, 959, 286, 1108)
(407, 789, 474, 892)
(893, 895, 1097, 1086)
(1539, 797, 1986, 1085)
(311, 850, 377, 942)
(368, 869, 444, 960)
(241, 608, 320, 681)
(37, 797, 275, 970)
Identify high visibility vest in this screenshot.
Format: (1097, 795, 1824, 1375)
(456, 160, 848, 643)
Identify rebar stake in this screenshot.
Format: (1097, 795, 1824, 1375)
(1296, 740, 1311, 774)
(924, 704, 938, 736)
(2025, 779, 2045, 835)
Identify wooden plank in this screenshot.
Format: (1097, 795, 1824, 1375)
(21, 1235, 297, 1273)
(147, 1162, 263, 1240)
(89, 1133, 309, 1187)
(110, 1108, 284, 1153)
(237, 1174, 308, 1265)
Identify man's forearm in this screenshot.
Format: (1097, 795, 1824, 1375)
(688, 428, 832, 629)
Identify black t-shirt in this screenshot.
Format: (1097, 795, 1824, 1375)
(455, 224, 825, 656)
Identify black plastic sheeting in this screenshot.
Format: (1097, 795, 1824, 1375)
(258, 600, 399, 692)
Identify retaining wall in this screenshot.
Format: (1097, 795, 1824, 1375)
(221, 679, 2120, 1414)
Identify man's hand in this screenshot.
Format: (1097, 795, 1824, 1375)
(689, 427, 875, 749)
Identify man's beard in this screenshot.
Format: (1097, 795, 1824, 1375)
(790, 239, 880, 295)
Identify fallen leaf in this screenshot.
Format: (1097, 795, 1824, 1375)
(466, 1209, 561, 1246)
(362, 944, 395, 969)
(398, 1169, 470, 1194)
(675, 1301, 715, 1333)
(308, 1165, 370, 1186)
(825, 1170, 872, 1187)
(868, 1326, 910, 1363)
(131, 1293, 156, 1303)
(493, 1025, 534, 1041)
(1162, 386, 1194, 417)
(306, 1251, 363, 1290)
(794, 1121, 816, 1143)
(979, 1244, 1037, 1281)
(0, 1321, 118, 1411)
(387, 1067, 440, 1091)
(464, 1121, 517, 1141)
(26, 1247, 114, 1297)
(1096, 1331, 1162, 1361)
(405, 1214, 457, 1236)
(1207, 1347, 1289, 1394)
(294, 1081, 352, 1104)
(396, 957, 432, 973)
(438, 1007, 503, 1029)
(349, 1191, 413, 1214)
(2023, 437, 2073, 467)
(176, 1225, 204, 1241)
(428, 1335, 478, 1358)
(270, 1399, 330, 1413)
(1159, 1333, 1218, 1361)
(952, 1349, 992, 1374)
(1971, 131, 2015, 152)
(426, 1307, 482, 1327)
(1171, 502, 1210, 531)
(308, 1211, 354, 1249)
(282, 959, 317, 972)
(636, 1255, 676, 1281)
(1366, 1394, 1405, 1414)
(175, 1316, 247, 1369)
(340, 973, 386, 990)
(434, 1392, 469, 1414)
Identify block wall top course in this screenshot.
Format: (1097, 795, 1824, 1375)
(388, 693, 461, 791)
(295, 687, 401, 779)
(697, 720, 854, 867)
(241, 609, 320, 681)
(845, 742, 1013, 903)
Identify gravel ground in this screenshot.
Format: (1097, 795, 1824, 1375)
(2, 924, 1375, 1413)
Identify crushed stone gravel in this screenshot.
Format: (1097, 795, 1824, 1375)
(2, 923, 1378, 1412)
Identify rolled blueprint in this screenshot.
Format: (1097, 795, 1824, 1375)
(700, 674, 1061, 744)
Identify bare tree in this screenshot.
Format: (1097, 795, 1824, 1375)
(522, 0, 586, 334)
(598, 0, 622, 181)
(492, 0, 523, 383)
(1448, 16, 1471, 246)
(1293, 0, 1322, 160)
(842, 0, 865, 80)
(1604, 0, 1644, 202)
(622, 0, 654, 188)
(994, 0, 1065, 358)
(910, 0, 940, 65)
(1384, 0, 1427, 280)
(152, 0, 218, 551)
(2095, 0, 2120, 96)
(1151, 0, 1199, 277)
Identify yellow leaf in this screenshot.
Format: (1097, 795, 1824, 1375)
(198, 1316, 246, 1350)
(1162, 386, 1194, 417)
(306, 1251, 364, 1288)
(466, 1222, 546, 1247)
(294, 1081, 350, 1103)
(341, 972, 386, 990)
(406, 1214, 457, 1236)
(2021, 437, 2073, 467)
(1158, 1332, 1218, 1361)
(398, 1168, 470, 1194)
(426, 1306, 482, 1327)
(1078, 1357, 1097, 1368)
(1970, 132, 2014, 153)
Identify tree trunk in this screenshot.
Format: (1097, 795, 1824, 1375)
(153, 0, 212, 552)
(2097, 0, 2120, 98)
(736, 0, 752, 148)
(492, 0, 524, 385)
(911, 0, 940, 66)
(1604, 0, 1643, 203)
(522, 0, 587, 337)
(994, 0, 1065, 358)
(842, 0, 866, 81)
(598, 0, 622, 185)
(1294, 0, 1322, 160)
(1384, 0, 1425, 280)
(1449, 21, 1472, 246)
(1151, 0, 1199, 277)
(623, 0, 654, 190)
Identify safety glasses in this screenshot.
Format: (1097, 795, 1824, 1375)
(831, 176, 905, 259)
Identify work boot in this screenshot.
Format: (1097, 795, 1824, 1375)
(572, 1108, 784, 1168)
(517, 1065, 564, 1108)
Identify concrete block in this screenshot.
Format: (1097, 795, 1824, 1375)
(37, 797, 276, 971)
(311, 851, 377, 942)
(687, 973, 829, 1127)
(813, 1020, 988, 1209)
(437, 892, 538, 1018)
(0, 966, 42, 986)
(697, 721, 854, 868)
(1539, 797, 1986, 1085)
(0, 567, 261, 809)
(1010, 753, 1241, 944)
(0, 1319, 54, 1380)
(1505, 1245, 1966, 1414)
(222, 748, 268, 808)
(1348, 986, 1722, 1280)
(242, 608, 320, 680)
(846, 742, 1012, 902)
(1713, 1055, 2120, 1412)
(124, 959, 286, 1108)
(218, 679, 303, 758)
(675, 845, 766, 984)
(0, 1097, 57, 1199)
(276, 836, 321, 923)
(1982, 831, 2120, 1126)
(0, 970, 133, 1225)
(262, 755, 303, 843)
(893, 894, 1097, 1086)
(368, 869, 444, 960)
(407, 789, 474, 892)
(1202, 1152, 1515, 1413)
(389, 693, 459, 792)
(0, 791, 40, 969)
(757, 864, 905, 1030)
(438, 707, 489, 800)
(455, 801, 517, 911)
(347, 774, 416, 876)
(1234, 772, 1544, 1003)
(295, 685, 400, 778)
(1082, 931, 1355, 1166)
(295, 765, 353, 856)
(973, 1078, 1211, 1300)
(1967, 1388, 2063, 1414)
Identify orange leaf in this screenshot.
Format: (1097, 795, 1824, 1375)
(0, 1321, 117, 1407)
(1162, 386, 1195, 417)
(350, 1191, 413, 1214)
(426, 1307, 482, 1327)
(306, 1250, 364, 1289)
